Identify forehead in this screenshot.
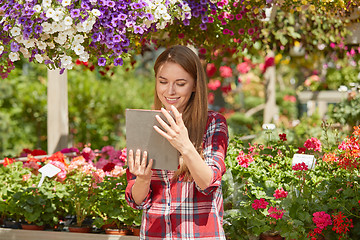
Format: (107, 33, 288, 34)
(157, 62, 193, 79)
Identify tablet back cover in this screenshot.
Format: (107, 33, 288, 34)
(125, 109, 179, 171)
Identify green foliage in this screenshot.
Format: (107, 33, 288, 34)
(93, 175, 142, 229)
(326, 66, 360, 91)
(0, 59, 154, 157)
(329, 94, 360, 130)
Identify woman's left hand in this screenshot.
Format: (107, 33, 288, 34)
(153, 105, 192, 154)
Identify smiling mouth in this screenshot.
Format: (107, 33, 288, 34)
(165, 97, 180, 102)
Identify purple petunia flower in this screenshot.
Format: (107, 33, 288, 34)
(145, 13, 154, 21)
(134, 25, 144, 34)
(98, 57, 107, 66)
(10, 42, 20, 52)
(70, 9, 80, 18)
(117, 2, 127, 9)
(18, 17, 27, 25)
(183, 19, 190, 26)
(23, 27, 33, 35)
(92, 32, 102, 42)
(114, 57, 123, 66)
(200, 23, 207, 30)
(113, 35, 121, 43)
(201, 15, 208, 23)
(119, 13, 127, 20)
(107, 1, 115, 8)
(34, 25, 43, 34)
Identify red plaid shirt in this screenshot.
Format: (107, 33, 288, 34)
(125, 111, 228, 239)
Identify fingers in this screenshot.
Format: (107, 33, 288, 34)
(171, 105, 184, 127)
(128, 149, 134, 171)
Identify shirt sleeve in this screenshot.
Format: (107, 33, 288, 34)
(196, 112, 229, 195)
(125, 168, 152, 210)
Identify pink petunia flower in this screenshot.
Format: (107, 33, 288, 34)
(273, 187, 288, 199)
(236, 150, 254, 168)
(252, 198, 269, 210)
(268, 206, 284, 219)
(312, 211, 332, 229)
(304, 137, 322, 152)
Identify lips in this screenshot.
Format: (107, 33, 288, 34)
(165, 97, 180, 104)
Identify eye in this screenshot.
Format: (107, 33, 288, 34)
(177, 83, 185, 87)
(159, 81, 167, 84)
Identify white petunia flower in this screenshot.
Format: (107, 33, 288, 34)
(9, 52, 20, 62)
(46, 8, 55, 18)
(35, 54, 44, 63)
(91, 9, 101, 17)
(36, 41, 47, 50)
(73, 44, 84, 55)
(23, 39, 35, 48)
(79, 52, 89, 62)
(52, 9, 64, 21)
(41, 22, 52, 33)
(0, 46, 4, 55)
(10, 27, 21, 37)
(162, 13, 171, 21)
(64, 16, 73, 26)
(47, 41, 55, 49)
(73, 34, 84, 44)
(154, 0, 162, 4)
(42, 0, 52, 8)
(41, 33, 50, 41)
(61, 55, 72, 65)
(62, 0, 71, 7)
(20, 47, 31, 58)
(33, 5, 42, 12)
(182, 4, 191, 12)
(155, 5, 167, 15)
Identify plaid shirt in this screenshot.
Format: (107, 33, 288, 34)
(125, 111, 229, 240)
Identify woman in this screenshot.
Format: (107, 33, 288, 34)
(125, 45, 229, 239)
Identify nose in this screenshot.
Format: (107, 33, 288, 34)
(167, 83, 176, 95)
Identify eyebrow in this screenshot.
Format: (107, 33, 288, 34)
(158, 76, 188, 81)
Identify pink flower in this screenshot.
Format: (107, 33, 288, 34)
(304, 137, 322, 152)
(93, 169, 105, 183)
(81, 147, 96, 161)
(119, 148, 127, 163)
(252, 198, 269, 210)
(206, 63, 217, 77)
(22, 173, 31, 181)
(292, 162, 309, 171)
(273, 187, 288, 199)
(236, 150, 254, 168)
(312, 211, 332, 229)
(219, 66, 233, 78)
(236, 62, 250, 74)
(208, 79, 221, 91)
(178, 33, 184, 39)
(268, 206, 284, 219)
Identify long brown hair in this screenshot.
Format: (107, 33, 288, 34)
(153, 45, 208, 180)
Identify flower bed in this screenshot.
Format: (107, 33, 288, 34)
(223, 124, 360, 240)
(0, 146, 141, 233)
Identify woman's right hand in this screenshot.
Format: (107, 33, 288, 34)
(128, 149, 153, 182)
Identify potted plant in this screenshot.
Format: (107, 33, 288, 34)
(0, 160, 33, 228)
(92, 166, 141, 235)
(223, 124, 360, 240)
(64, 156, 98, 232)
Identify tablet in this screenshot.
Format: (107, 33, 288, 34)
(125, 109, 180, 171)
